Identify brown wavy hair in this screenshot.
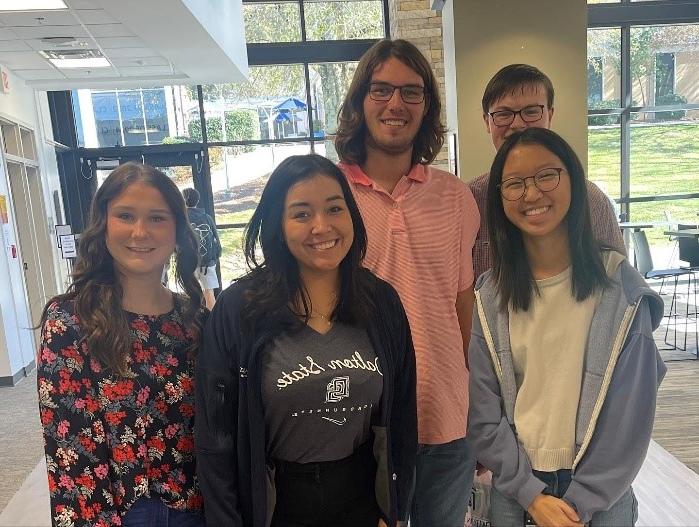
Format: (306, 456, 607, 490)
(40, 162, 204, 376)
(335, 38, 446, 166)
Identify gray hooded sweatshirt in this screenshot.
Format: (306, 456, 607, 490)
(468, 253, 666, 523)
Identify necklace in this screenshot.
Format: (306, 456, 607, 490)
(310, 311, 333, 325)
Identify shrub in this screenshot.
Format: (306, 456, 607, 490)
(655, 93, 687, 121)
(588, 100, 620, 126)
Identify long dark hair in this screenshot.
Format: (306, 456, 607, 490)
(242, 154, 375, 328)
(335, 38, 446, 166)
(40, 162, 204, 375)
(487, 128, 609, 312)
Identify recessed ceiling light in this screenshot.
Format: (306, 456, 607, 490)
(0, 0, 68, 10)
(49, 57, 110, 69)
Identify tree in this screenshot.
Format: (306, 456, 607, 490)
(588, 25, 699, 108)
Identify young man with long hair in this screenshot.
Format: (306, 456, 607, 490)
(335, 39, 480, 526)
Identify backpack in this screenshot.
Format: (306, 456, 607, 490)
(187, 207, 221, 268)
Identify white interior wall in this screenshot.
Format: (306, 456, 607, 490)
(0, 66, 65, 383)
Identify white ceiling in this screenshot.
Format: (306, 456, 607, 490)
(0, 0, 248, 90)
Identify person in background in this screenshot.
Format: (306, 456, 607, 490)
(183, 187, 221, 310)
(195, 154, 417, 527)
(470, 64, 625, 281)
(335, 39, 480, 527)
(38, 162, 206, 526)
(468, 128, 665, 526)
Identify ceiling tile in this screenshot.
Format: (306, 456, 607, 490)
(0, 40, 31, 52)
(103, 47, 154, 59)
(61, 67, 117, 78)
(85, 23, 133, 38)
(98, 36, 145, 49)
(110, 56, 169, 67)
(0, 51, 50, 69)
(0, 27, 19, 40)
(12, 24, 88, 40)
(25, 37, 96, 51)
(74, 9, 117, 25)
(13, 69, 64, 80)
(118, 65, 177, 76)
(0, 11, 78, 27)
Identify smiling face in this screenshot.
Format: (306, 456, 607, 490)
(501, 143, 571, 244)
(363, 57, 427, 157)
(283, 174, 354, 280)
(484, 83, 553, 150)
(106, 181, 176, 282)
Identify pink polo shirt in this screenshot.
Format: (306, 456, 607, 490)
(339, 162, 480, 444)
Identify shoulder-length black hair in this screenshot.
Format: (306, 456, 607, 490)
(242, 153, 375, 327)
(40, 162, 203, 375)
(487, 128, 609, 312)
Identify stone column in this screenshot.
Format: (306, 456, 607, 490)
(388, 0, 450, 171)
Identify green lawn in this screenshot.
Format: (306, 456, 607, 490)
(588, 121, 699, 246)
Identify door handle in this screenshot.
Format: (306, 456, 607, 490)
(23, 261, 28, 271)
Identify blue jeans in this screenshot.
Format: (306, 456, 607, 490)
(410, 437, 477, 527)
(122, 497, 205, 527)
(490, 469, 638, 526)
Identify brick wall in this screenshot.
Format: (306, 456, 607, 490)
(388, 0, 450, 170)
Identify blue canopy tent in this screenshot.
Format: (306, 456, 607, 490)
(271, 97, 307, 136)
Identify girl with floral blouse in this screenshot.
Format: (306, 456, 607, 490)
(38, 162, 206, 527)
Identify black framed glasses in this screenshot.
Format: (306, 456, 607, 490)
(488, 105, 545, 127)
(367, 82, 427, 104)
(498, 167, 564, 201)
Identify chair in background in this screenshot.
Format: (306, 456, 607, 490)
(664, 210, 679, 267)
(678, 225, 699, 315)
(632, 230, 697, 356)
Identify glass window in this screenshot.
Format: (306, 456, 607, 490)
(588, 115, 621, 203)
(90, 91, 122, 148)
(243, 2, 302, 43)
(304, 1, 384, 41)
(587, 28, 622, 109)
(630, 110, 699, 196)
(309, 61, 357, 135)
(210, 142, 313, 283)
(588, 57, 604, 104)
(73, 86, 200, 148)
(119, 90, 146, 146)
(201, 65, 307, 143)
(655, 52, 676, 99)
(631, 24, 699, 107)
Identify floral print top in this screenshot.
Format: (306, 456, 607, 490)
(37, 299, 204, 527)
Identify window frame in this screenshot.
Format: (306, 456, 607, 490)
(587, 1, 699, 227)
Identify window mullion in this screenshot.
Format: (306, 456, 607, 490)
(620, 24, 632, 226)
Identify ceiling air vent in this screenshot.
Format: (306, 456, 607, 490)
(40, 49, 111, 69)
(40, 36, 87, 47)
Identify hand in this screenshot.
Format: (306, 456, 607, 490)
(527, 494, 582, 527)
(378, 519, 389, 527)
(476, 462, 488, 476)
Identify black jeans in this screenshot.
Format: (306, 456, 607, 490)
(271, 442, 381, 527)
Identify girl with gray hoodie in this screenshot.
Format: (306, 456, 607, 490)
(468, 128, 666, 527)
